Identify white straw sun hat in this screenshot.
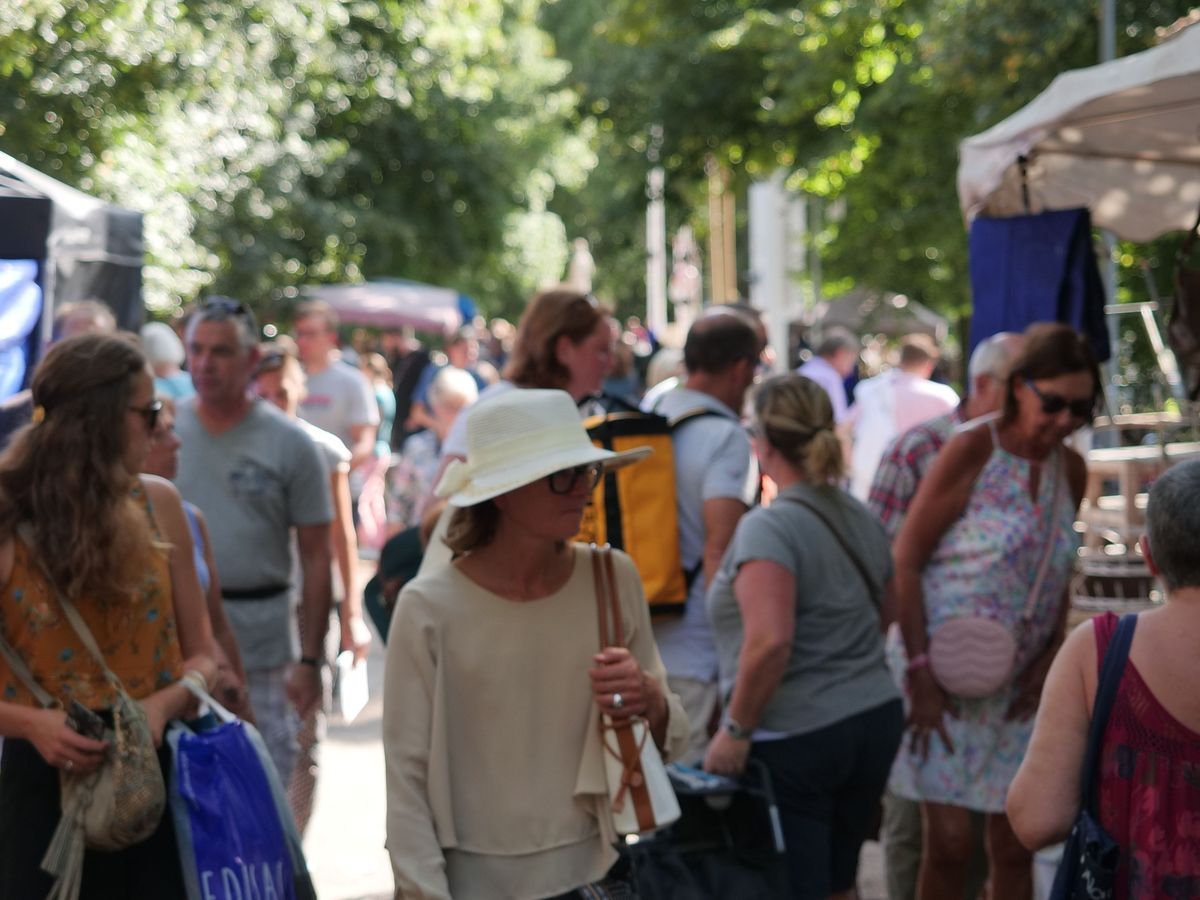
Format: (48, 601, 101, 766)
(435, 389, 651, 507)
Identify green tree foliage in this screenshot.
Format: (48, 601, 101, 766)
(0, 0, 587, 319)
(5, 1, 1195, 331)
(546, 0, 1196, 323)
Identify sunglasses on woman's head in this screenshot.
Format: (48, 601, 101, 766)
(1023, 378, 1093, 420)
(547, 462, 603, 495)
(129, 399, 163, 431)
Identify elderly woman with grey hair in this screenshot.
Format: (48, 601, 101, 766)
(1008, 459, 1200, 898)
(140, 320, 194, 399)
(387, 365, 480, 535)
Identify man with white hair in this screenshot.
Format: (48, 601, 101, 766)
(868, 332, 1024, 540)
(868, 330, 1024, 900)
(797, 328, 860, 424)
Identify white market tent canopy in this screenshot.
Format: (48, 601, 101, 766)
(958, 23, 1200, 242)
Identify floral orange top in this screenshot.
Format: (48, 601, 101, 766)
(0, 490, 184, 709)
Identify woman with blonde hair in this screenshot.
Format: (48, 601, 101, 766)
(0, 332, 218, 895)
(704, 373, 902, 900)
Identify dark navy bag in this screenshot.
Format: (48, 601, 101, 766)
(1048, 614, 1135, 900)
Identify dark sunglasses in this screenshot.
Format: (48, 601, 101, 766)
(130, 399, 163, 430)
(1023, 378, 1093, 420)
(254, 349, 289, 377)
(547, 462, 603, 495)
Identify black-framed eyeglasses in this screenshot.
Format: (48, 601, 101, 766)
(1023, 378, 1093, 420)
(547, 462, 603, 495)
(129, 399, 163, 431)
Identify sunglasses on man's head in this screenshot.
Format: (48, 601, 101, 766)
(1023, 378, 1093, 420)
(130, 399, 163, 431)
(547, 462, 603, 495)
(201, 296, 250, 316)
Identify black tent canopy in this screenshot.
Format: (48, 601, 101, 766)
(0, 150, 143, 345)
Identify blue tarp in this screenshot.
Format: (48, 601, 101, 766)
(969, 207, 1111, 362)
(0, 260, 42, 399)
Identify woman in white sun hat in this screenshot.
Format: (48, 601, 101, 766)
(383, 388, 688, 900)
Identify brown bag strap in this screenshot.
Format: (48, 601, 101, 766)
(591, 544, 625, 650)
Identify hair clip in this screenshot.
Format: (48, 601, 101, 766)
(31, 405, 46, 425)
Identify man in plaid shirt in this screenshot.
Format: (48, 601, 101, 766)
(867, 330, 1023, 900)
(868, 332, 1024, 539)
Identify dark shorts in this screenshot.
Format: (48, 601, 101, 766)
(0, 736, 185, 899)
(752, 698, 905, 899)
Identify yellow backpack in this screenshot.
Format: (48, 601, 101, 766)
(575, 403, 715, 617)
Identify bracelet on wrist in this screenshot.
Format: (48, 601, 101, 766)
(181, 669, 209, 693)
(905, 653, 931, 674)
(299, 655, 321, 669)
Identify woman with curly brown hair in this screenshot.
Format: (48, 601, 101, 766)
(436, 289, 614, 468)
(0, 332, 218, 896)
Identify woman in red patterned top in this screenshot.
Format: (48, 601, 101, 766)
(1008, 459, 1200, 899)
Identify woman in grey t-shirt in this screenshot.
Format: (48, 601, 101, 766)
(705, 373, 903, 900)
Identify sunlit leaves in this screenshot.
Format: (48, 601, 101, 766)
(1, 0, 586, 318)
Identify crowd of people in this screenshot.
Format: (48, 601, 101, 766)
(0, 290, 1196, 900)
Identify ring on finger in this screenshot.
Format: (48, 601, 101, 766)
(64, 758, 75, 772)
(612, 692, 624, 710)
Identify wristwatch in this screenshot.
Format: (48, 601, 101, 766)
(724, 717, 753, 740)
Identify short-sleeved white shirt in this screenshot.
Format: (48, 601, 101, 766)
(299, 357, 379, 452)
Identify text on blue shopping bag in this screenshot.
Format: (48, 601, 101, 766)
(174, 722, 298, 900)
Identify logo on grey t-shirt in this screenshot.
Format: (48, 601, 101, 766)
(229, 458, 277, 498)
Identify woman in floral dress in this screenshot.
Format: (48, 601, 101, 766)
(888, 323, 1100, 900)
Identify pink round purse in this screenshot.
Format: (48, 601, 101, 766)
(927, 450, 1065, 700)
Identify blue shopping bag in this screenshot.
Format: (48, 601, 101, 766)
(168, 686, 317, 900)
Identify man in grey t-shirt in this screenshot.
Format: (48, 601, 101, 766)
(176, 297, 333, 781)
(643, 312, 762, 764)
(293, 300, 379, 470)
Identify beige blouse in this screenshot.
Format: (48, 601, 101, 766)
(383, 544, 689, 900)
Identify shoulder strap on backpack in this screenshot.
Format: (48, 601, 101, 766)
(668, 407, 731, 429)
